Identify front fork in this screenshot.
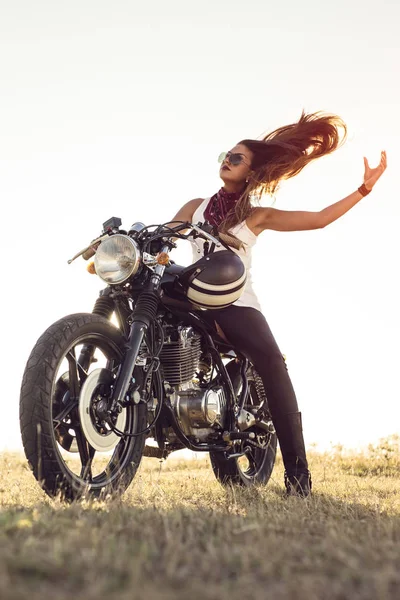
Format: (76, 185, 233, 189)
(108, 251, 169, 412)
(77, 249, 168, 414)
(109, 320, 147, 411)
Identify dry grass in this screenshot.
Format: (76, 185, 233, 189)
(1, 438, 400, 600)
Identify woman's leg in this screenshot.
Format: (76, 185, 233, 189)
(206, 305, 311, 495)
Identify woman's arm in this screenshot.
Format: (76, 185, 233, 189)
(252, 151, 387, 233)
(167, 198, 204, 227)
(164, 198, 204, 238)
(253, 191, 366, 232)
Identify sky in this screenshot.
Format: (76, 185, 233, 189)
(0, 0, 399, 452)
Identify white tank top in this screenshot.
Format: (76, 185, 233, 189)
(191, 197, 262, 312)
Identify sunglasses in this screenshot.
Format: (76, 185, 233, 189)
(218, 151, 251, 167)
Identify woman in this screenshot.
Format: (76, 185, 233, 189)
(170, 112, 387, 497)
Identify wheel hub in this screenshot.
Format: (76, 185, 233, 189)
(79, 368, 127, 452)
(94, 398, 109, 421)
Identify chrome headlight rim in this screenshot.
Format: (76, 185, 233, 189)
(94, 234, 141, 285)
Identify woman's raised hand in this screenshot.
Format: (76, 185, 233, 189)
(363, 150, 387, 191)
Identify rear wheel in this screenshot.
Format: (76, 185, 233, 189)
(210, 364, 277, 486)
(20, 313, 147, 501)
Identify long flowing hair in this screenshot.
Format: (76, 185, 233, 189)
(218, 111, 347, 248)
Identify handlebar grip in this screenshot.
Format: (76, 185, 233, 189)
(82, 246, 97, 260)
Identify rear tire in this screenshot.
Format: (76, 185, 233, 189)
(209, 364, 277, 486)
(20, 313, 147, 501)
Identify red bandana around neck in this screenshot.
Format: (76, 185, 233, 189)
(203, 187, 242, 229)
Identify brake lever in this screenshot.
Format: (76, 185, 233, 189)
(191, 223, 221, 247)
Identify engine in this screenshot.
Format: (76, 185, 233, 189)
(159, 325, 202, 386)
(159, 326, 228, 441)
(172, 383, 227, 441)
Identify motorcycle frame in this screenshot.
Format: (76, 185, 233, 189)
(91, 283, 252, 454)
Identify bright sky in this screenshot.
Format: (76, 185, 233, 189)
(1, 0, 399, 451)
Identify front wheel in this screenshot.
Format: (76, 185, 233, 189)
(209, 365, 277, 487)
(20, 313, 147, 501)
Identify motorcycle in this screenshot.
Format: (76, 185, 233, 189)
(19, 216, 277, 500)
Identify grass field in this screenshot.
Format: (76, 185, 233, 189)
(1, 437, 400, 600)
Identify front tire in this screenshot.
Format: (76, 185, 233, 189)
(19, 313, 147, 501)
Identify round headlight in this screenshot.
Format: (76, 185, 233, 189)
(94, 235, 141, 284)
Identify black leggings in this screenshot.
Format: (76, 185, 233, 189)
(204, 305, 299, 421)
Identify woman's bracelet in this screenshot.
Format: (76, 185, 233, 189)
(358, 183, 371, 197)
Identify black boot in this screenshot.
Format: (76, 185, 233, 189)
(273, 411, 312, 498)
(284, 471, 312, 498)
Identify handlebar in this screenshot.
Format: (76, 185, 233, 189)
(67, 220, 221, 265)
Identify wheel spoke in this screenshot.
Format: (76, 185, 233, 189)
(246, 446, 257, 469)
(53, 397, 77, 426)
(67, 348, 88, 387)
(61, 432, 75, 452)
(80, 445, 96, 481)
(66, 349, 80, 398)
(76, 361, 88, 383)
(75, 424, 90, 471)
(73, 419, 97, 482)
